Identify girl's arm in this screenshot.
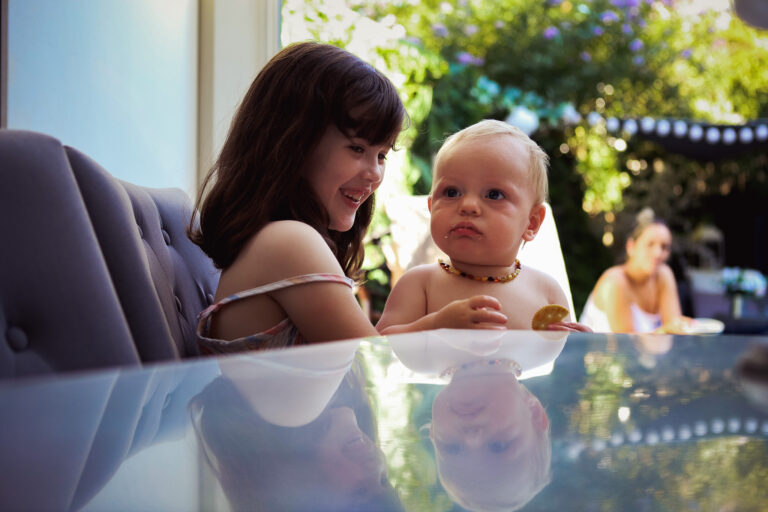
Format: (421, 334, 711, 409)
(655, 264, 688, 333)
(596, 270, 637, 333)
(376, 266, 507, 335)
(240, 221, 379, 343)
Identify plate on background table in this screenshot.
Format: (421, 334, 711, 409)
(684, 318, 725, 335)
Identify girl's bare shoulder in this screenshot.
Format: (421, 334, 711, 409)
(234, 221, 343, 280)
(598, 265, 628, 287)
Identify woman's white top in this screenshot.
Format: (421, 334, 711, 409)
(579, 294, 662, 333)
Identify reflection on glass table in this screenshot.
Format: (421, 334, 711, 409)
(1, 329, 768, 511)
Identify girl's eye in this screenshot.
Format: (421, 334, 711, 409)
(486, 189, 505, 200)
(443, 187, 460, 198)
(378, 153, 388, 161)
(350, 145, 364, 153)
(488, 440, 512, 453)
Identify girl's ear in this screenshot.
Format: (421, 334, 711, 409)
(427, 196, 433, 213)
(522, 203, 546, 242)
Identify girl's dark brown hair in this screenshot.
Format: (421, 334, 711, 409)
(189, 42, 407, 277)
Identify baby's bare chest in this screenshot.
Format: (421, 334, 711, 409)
(425, 276, 551, 329)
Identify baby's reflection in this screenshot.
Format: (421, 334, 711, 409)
(430, 359, 551, 512)
(189, 343, 402, 512)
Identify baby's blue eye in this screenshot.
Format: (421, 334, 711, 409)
(486, 189, 505, 200)
(439, 442, 462, 455)
(444, 187, 460, 198)
(488, 440, 512, 453)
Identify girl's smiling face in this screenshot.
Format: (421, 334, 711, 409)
(305, 125, 391, 232)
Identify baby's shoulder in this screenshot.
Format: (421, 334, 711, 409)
(518, 266, 566, 301)
(396, 262, 441, 286)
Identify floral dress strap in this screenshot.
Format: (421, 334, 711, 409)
(197, 273, 355, 352)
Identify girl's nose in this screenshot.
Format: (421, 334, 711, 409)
(362, 157, 384, 185)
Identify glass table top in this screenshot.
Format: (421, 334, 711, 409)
(1, 329, 768, 511)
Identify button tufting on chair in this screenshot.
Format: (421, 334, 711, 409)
(6, 327, 29, 352)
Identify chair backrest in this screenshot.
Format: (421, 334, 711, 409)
(384, 196, 574, 313)
(0, 129, 219, 379)
(66, 147, 219, 360)
(0, 130, 140, 377)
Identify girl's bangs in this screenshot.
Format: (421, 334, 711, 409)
(336, 74, 406, 147)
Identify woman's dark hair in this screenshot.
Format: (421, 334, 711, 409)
(189, 42, 407, 277)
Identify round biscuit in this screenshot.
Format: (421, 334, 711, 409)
(532, 304, 569, 330)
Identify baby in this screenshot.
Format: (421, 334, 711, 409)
(430, 359, 551, 511)
(377, 119, 588, 334)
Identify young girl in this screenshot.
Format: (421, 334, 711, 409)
(189, 364, 403, 511)
(580, 208, 688, 333)
(376, 120, 588, 334)
(189, 42, 406, 352)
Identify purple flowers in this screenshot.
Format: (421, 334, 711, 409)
(593, 26, 604, 36)
(456, 51, 484, 66)
(432, 23, 448, 37)
(464, 24, 478, 36)
(629, 38, 643, 51)
(681, 48, 692, 58)
(581, 51, 592, 61)
(611, 0, 640, 7)
(601, 11, 620, 23)
(544, 26, 560, 39)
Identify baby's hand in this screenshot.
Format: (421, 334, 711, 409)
(434, 295, 508, 330)
(546, 321, 593, 332)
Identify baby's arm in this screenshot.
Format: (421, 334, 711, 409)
(377, 266, 508, 334)
(540, 273, 593, 332)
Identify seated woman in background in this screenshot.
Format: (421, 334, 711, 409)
(580, 208, 689, 333)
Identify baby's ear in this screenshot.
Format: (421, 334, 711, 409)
(427, 196, 433, 213)
(522, 203, 546, 242)
(529, 398, 550, 431)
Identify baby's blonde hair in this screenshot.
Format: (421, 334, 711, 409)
(433, 119, 550, 205)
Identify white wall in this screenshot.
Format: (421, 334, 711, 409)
(197, 0, 281, 183)
(7, 0, 198, 196)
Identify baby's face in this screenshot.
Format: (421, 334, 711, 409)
(431, 370, 549, 500)
(429, 136, 539, 267)
(431, 371, 536, 465)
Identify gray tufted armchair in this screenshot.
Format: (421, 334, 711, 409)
(0, 129, 219, 378)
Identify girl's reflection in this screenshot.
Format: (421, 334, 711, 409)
(431, 359, 551, 512)
(189, 343, 403, 512)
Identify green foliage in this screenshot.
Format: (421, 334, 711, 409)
(283, 0, 768, 312)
